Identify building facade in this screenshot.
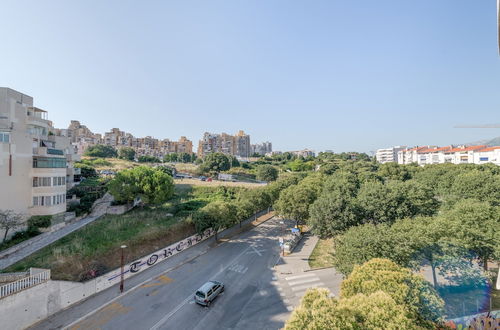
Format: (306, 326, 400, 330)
(251, 142, 272, 156)
(394, 144, 500, 166)
(197, 131, 252, 158)
(0, 88, 80, 238)
(375, 146, 406, 164)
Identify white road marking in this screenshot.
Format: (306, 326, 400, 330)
(284, 273, 317, 281)
(291, 283, 325, 292)
(287, 277, 320, 286)
(149, 245, 252, 330)
(62, 249, 212, 330)
(246, 245, 265, 256)
(286, 306, 294, 311)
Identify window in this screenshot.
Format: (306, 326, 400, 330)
(33, 157, 66, 168)
(0, 132, 10, 143)
(33, 177, 39, 187)
(479, 157, 489, 161)
(33, 196, 39, 206)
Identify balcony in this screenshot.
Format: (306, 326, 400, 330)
(33, 147, 65, 157)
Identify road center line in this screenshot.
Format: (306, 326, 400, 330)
(148, 244, 253, 330)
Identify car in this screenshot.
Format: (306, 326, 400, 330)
(199, 176, 207, 181)
(194, 280, 224, 306)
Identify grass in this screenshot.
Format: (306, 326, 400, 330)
(80, 157, 140, 171)
(308, 238, 335, 269)
(3, 183, 251, 281)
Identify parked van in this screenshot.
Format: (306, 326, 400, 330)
(194, 280, 224, 306)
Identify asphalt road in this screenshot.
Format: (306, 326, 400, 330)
(35, 217, 290, 330)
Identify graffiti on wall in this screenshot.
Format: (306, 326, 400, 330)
(107, 228, 215, 282)
(445, 310, 499, 330)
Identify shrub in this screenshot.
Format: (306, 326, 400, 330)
(28, 215, 52, 229)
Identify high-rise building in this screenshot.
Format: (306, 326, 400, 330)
(197, 131, 251, 158)
(0, 88, 80, 239)
(251, 142, 273, 156)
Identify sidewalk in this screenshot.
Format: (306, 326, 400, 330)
(275, 234, 319, 274)
(0, 194, 113, 270)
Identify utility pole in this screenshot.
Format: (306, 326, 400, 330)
(120, 245, 127, 293)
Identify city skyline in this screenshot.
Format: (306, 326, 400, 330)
(1, 1, 500, 153)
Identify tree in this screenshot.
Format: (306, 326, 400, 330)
(439, 199, 500, 270)
(118, 147, 135, 161)
(378, 162, 412, 181)
(84, 145, 117, 158)
(332, 223, 394, 275)
(448, 170, 500, 206)
(0, 210, 24, 242)
(285, 288, 423, 330)
(193, 201, 238, 241)
(274, 183, 318, 226)
(287, 159, 314, 172)
(322, 171, 359, 197)
(341, 258, 445, 325)
(201, 153, 230, 173)
(107, 166, 174, 204)
(74, 163, 97, 178)
(356, 180, 438, 224)
(308, 190, 362, 237)
(256, 165, 278, 182)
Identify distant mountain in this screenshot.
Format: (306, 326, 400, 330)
(464, 136, 500, 147)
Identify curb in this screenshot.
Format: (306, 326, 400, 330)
(304, 266, 335, 272)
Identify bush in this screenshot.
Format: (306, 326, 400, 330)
(28, 215, 52, 229)
(84, 145, 117, 158)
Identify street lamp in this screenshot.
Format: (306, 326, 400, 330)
(120, 245, 127, 293)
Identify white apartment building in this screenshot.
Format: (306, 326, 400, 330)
(0, 88, 79, 238)
(375, 146, 406, 164)
(473, 146, 500, 165)
(395, 144, 500, 166)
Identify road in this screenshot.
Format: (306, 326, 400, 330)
(32, 217, 291, 330)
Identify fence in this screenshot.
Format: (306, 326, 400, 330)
(0, 268, 50, 299)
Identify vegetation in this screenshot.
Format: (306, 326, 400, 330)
(0, 210, 24, 242)
(255, 164, 278, 182)
(84, 145, 117, 158)
(108, 166, 174, 204)
(137, 155, 161, 163)
(118, 147, 135, 161)
(200, 152, 231, 174)
(308, 238, 335, 269)
(285, 259, 444, 330)
(67, 177, 108, 216)
(163, 152, 196, 163)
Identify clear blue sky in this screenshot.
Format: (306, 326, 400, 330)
(1, 0, 499, 153)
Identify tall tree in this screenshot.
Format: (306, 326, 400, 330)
(308, 190, 362, 237)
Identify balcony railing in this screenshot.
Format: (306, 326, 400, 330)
(47, 148, 64, 155)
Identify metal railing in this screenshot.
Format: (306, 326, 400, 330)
(0, 269, 50, 299)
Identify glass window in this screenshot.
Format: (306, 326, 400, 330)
(33, 157, 66, 168)
(33, 177, 39, 187)
(0, 132, 10, 143)
(33, 196, 38, 206)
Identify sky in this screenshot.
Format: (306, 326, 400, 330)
(1, 0, 499, 153)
